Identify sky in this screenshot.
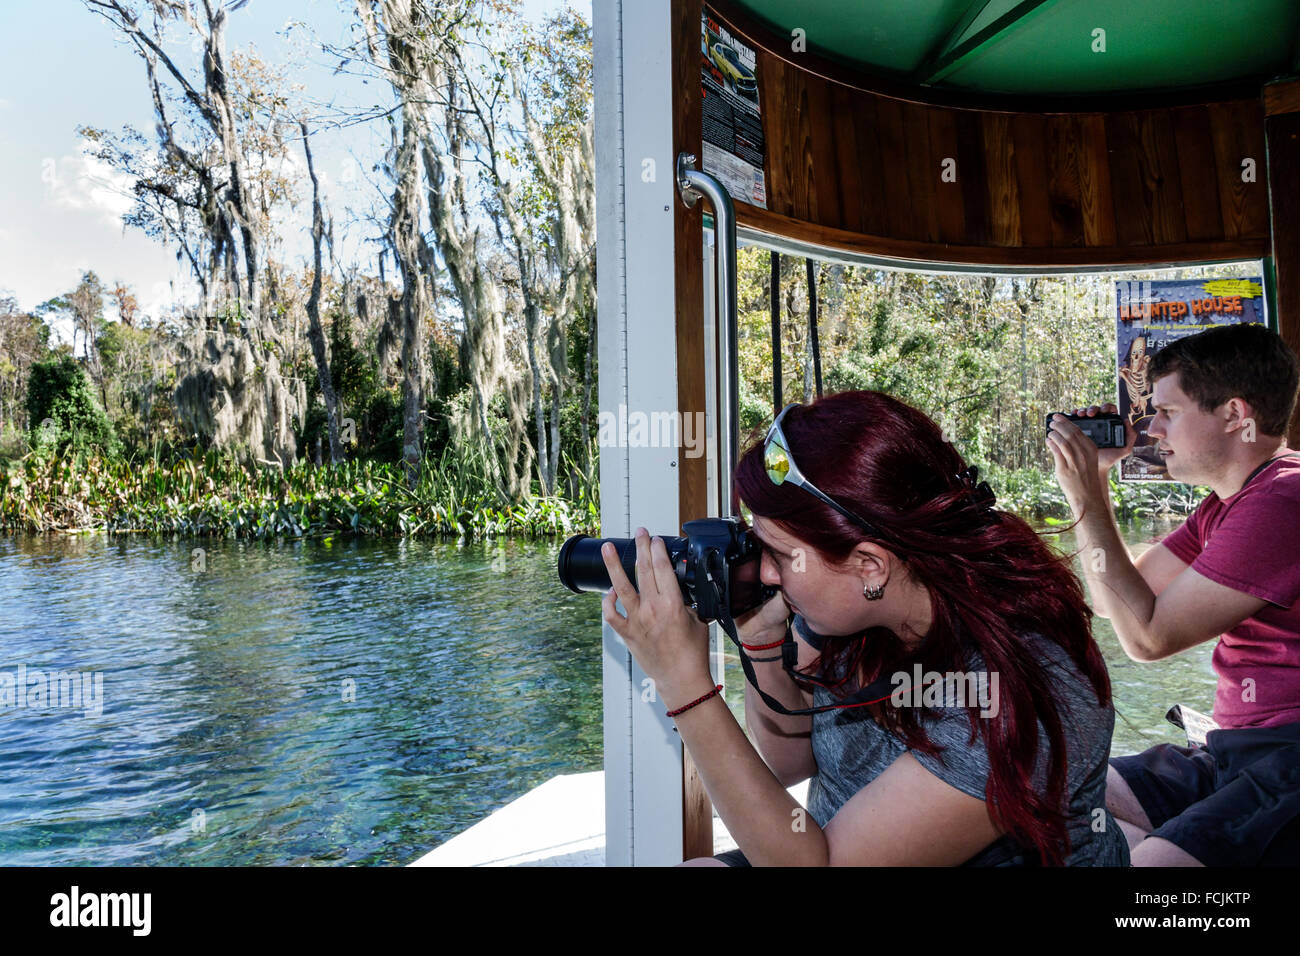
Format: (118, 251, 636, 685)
(0, 0, 580, 336)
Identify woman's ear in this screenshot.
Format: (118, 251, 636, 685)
(850, 541, 892, 580)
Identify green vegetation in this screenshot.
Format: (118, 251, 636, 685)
(24, 355, 120, 457)
(733, 249, 1253, 520)
(3, 252, 1245, 538)
(982, 462, 1208, 523)
(1, 443, 598, 539)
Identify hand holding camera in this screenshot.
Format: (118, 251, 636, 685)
(557, 518, 799, 712)
(557, 517, 775, 622)
(597, 528, 715, 709)
(1046, 402, 1136, 517)
(1046, 403, 1137, 472)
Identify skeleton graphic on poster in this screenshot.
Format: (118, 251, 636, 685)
(1117, 335, 1153, 426)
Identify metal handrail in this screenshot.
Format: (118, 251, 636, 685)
(676, 152, 738, 518)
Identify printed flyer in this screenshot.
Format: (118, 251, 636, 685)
(701, 5, 767, 208)
(1115, 277, 1266, 481)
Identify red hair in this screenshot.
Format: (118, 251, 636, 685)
(734, 390, 1111, 865)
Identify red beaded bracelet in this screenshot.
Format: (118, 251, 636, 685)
(741, 636, 786, 651)
(666, 684, 724, 718)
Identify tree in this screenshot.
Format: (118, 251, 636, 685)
(496, 10, 595, 495)
(25, 355, 120, 455)
(299, 119, 345, 464)
(85, 1, 270, 325)
(96, 318, 182, 449)
(38, 271, 110, 410)
(354, 0, 595, 497)
(84, 0, 305, 465)
(0, 295, 52, 437)
(356, 0, 453, 487)
(111, 282, 139, 327)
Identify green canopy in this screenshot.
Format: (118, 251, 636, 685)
(733, 0, 1300, 95)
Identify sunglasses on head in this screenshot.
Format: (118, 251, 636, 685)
(762, 403, 884, 538)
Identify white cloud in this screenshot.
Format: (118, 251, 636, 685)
(43, 141, 135, 227)
(0, 97, 10, 110)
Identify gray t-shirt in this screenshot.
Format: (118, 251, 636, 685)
(795, 615, 1130, 866)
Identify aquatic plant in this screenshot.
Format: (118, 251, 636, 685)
(0, 445, 599, 540)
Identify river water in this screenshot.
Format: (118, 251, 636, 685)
(0, 520, 1213, 865)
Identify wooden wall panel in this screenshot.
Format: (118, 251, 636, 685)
(830, 81, 864, 235)
(1010, 113, 1052, 248)
(952, 109, 990, 246)
(928, 106, 965, 244)
(1142, 109, 1189, 247)
(789, 69, 813, 222)
(756, 59, 789, 219)
(1046, 113, 1085, 248)
(673, 0, 705, 522)
(1264, 90, 1300, 448)
(1207, 100, 1269, 241)
(873, 96, 912, 242)
(807, 75, 841, 229)
(981, 113, 1021, 248)
(705, 3, 1269, 267)
(1077, 113, 1117, 248)
(849, 92, 886, 237)
(1105, 112, 1154, 247)
(671, 0, 711, 865)
(902, 102, 939, 244)
(1171, 106, 1226, 243)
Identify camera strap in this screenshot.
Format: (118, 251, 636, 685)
(1237, 452, 1299, 492)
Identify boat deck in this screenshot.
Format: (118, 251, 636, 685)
(409, 772, 810, 866)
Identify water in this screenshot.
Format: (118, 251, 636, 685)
(1058, 519, 1219, 755)
(0, 534, 602, 865)
(0, 519, 1214, 865)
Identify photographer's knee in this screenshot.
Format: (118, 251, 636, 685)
(1106, 764, 1153, 831)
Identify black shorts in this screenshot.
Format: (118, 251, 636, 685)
(1110, 720, 1300, 866)
(713, 848, 750, 866)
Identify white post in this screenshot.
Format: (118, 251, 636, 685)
(594, 0, 688, 866)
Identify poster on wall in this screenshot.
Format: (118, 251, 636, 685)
(701, 5, 767, 208)
(1115, 277, 1266, 481)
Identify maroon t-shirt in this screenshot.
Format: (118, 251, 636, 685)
(1159, 454, 1300, 729)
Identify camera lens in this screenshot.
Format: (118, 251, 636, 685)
(558, 535, 632, 594)
(557, 534, 689, 596)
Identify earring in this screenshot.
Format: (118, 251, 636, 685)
(863, 582, 885, 601)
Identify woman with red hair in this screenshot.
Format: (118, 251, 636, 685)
(600, 390, 1129, 865)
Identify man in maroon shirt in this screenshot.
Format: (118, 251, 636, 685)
(1047, 322, 1300, 866)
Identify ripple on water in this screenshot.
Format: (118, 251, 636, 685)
(0, 534, 603, 864)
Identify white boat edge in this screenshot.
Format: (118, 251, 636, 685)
(408, 772, 810, 867)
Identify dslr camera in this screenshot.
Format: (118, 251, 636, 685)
(557, 517, 776, 623)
